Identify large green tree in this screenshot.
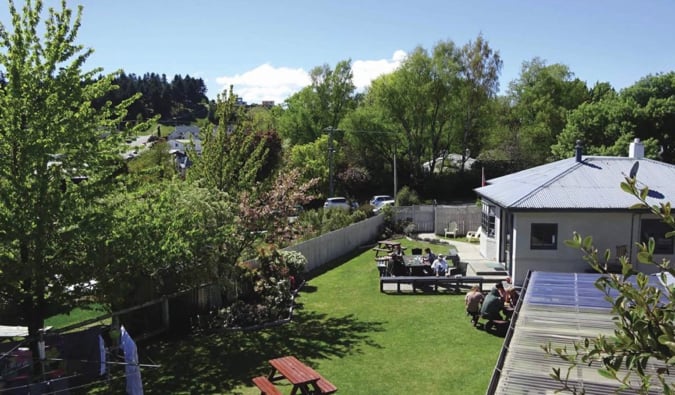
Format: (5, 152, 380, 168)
(552, 73, 675, 161)
(278, 59, 356, 146)
(365, 41, 463, 188)
(503, 58, 589, 165)
(622, 72, 675, 163)
(457, 34, 502, 172)
(0, 0, 138, 340)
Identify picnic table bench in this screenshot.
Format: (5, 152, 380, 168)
(263, 355, 337, 395)
(379, 275, 505, 293)
(372, 240, 406, 256)
(252, 375, 283, 395)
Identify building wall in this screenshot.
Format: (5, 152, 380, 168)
(510, 211, 669, 283)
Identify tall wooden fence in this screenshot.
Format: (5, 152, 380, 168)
(284, 214, 384, 272)
(394, 204, 480, 236)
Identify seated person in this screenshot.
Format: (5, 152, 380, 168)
(423, 248, 436, 264)
(506, 286, 519, 309)
(465, 285, 484, 327)
(495, 281, 507, 302)
(390, 245, 406, 276)
(480, 286, 506, 325)
(430, 255, 448, 276)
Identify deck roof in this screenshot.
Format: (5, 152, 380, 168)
(489, 271, 673, 394)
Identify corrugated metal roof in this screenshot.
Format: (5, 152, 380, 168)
(475, 157, 675, 210)
(491, 271, 673, 394)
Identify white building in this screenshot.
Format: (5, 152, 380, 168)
(474, 139, 675, 284)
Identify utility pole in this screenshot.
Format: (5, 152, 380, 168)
(393, 151, 397, 203)
(325, 126, 337, 197)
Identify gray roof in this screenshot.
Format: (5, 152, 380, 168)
(475, 156, 675, 210)
(489, 271, 673, 394)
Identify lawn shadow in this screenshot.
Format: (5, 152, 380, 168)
(137, 310, 386, 394)
(478, 321, 509, 338)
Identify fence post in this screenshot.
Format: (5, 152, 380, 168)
(162, 296, 170, 330)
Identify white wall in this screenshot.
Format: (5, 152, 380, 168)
(510, 211, 669, 283)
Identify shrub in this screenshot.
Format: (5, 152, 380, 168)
(396, 186, 420, 206)
(222, 248, 307, 328)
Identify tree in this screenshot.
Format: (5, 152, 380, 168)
(545, 176, 675, 394)
(188, 86, 315, 257)
(621, 72, 675, 164)
(457, 34, 502, 172)
(187, 86, 267, 195)
(278, 59, 356, 146)
(366, 42, 462, 188)
(552, 74, 674, 161)
(286, 135, 332, 194)
(95, 181, 234, 310)
(0, 0, 139, 344)
(506, 58, 589, 164)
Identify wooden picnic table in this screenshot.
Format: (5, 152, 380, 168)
(267, 355, 337, 395)
(372, 240, 406, 257)
(402, 254, 432, 276)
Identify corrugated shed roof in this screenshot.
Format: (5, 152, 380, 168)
(475, 157, 675, 210)
(491, 271, 673, 394)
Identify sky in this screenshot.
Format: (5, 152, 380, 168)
(2, 0, 675, 104)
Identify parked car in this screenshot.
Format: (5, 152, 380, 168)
(370, 195, 394, 208)
(373, 199, 395, 213)
(323, 197, 351, 210)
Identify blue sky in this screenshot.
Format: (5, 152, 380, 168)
(3, 1, 674, 103)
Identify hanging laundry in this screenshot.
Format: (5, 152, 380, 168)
(120, 325, 143, 395)
(53, 326, 107, 378)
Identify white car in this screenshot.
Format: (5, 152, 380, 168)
(373, 199, 395, 213)
(323, 197, 351, 210)
(370, 195, 394, 207)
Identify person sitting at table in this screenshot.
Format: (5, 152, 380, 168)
(423, 248, 436, 264)
(430, 255, 448, 276)
(480, 286, 507, 327)
(465, 285, 484, 327)
(506, 286, 519, 309)
(390, 244, 406, 276)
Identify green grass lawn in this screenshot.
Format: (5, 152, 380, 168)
(137, 238, 505, 394)
(44, 303, 108, 329)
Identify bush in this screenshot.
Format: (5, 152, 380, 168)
(222, 248, 307, 328)
(396, 186, 420, 206)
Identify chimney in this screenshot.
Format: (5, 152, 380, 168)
(575, 140, 583, 162)
(629, 138, 644, 159)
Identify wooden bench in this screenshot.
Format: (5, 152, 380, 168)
(379, 275, 483, 293)
(380, 275, 507, 293)
(315, 376, 338, 394)
(252, 376, 283, 395)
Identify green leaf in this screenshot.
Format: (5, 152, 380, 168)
(598, 368, 616, 379)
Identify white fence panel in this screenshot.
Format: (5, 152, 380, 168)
(286, 215, 384, 272)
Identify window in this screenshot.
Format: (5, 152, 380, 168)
(531, 223, 557, 250)
(481, 204, 496, 238)
(641, 219, 673, 254)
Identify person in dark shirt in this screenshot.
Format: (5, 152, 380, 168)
(480, 285, 506, 326)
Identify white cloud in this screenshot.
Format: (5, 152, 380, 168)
(352, 50, 407, 91)
(213, 51, 406, 104)
(215, 64, 310, 104)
